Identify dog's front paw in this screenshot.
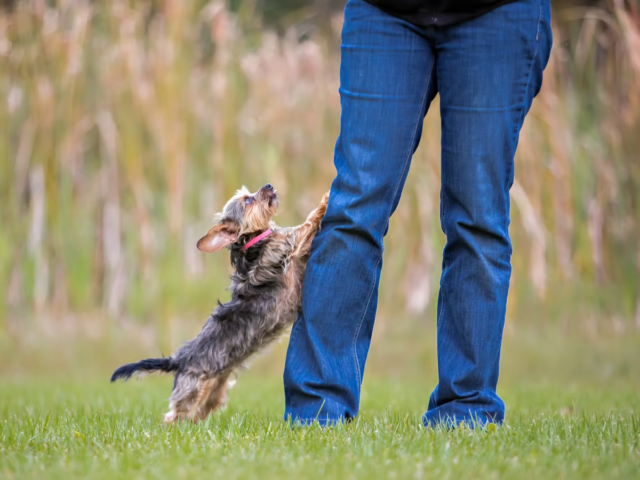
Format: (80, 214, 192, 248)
(317, 191, 330, 219)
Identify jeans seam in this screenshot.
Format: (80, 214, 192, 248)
(438, 185, 446, 330)
(351, 254, 382, 387)
(514, 3, 541, 162)
(535, 0, 542, 41)
(351, 59, 435, 389)
(441, 103, 522, 112)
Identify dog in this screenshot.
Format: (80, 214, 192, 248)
(111, 184, 329, 423)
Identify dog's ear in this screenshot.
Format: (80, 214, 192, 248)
(197, 222, 238, 253)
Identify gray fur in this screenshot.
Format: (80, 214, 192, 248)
(111, 184, 329, 423)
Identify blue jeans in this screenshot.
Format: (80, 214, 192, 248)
(284, 0, 552, 427)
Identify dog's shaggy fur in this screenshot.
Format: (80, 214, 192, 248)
(111, 184, 329, 423)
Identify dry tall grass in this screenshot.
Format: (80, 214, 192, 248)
(1, 0, 639, 335)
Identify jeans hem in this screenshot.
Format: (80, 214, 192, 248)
(422, 411, 504, 429)
(285, 417, 352, 428)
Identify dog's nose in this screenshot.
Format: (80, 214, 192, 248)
(263, 183, 273, 191)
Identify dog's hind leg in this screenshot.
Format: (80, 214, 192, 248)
(190, 375, 218, 422)
(193, 372, 233, 421)
(164, 373, 200, 424)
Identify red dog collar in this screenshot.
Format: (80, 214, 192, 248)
(243, 229, 273, 250)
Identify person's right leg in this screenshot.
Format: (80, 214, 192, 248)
(283, 0, 437, 425)
(424, 0, 553, 428)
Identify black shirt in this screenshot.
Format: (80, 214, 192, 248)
(364, 0, 517, 27)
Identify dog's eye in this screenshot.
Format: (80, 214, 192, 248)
(244, 197, 254, 206)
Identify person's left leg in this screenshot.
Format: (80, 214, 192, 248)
(424, 0, 553, 427)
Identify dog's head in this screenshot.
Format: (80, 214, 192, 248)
(197, 183, 279, 253)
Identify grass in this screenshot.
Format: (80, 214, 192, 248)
(2, 369, 639, 479)
(1, 315, 639, 480)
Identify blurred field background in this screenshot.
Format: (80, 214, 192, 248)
(1, 0, 639, 389)
(1, 1, 640, 478)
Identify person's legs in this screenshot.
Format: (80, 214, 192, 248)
(283, 0, 437, 425)
(424, 0, 552, 427)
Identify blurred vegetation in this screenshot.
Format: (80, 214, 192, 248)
(1, 0, 640, 345)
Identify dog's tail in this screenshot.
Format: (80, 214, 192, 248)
(110, 357, 178, 382)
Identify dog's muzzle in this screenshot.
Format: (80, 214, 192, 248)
(260, 183, 278, 206)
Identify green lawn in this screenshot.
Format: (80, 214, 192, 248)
(1, 374, 638, 480)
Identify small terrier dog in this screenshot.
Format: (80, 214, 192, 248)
(111, 184, 329, 423)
